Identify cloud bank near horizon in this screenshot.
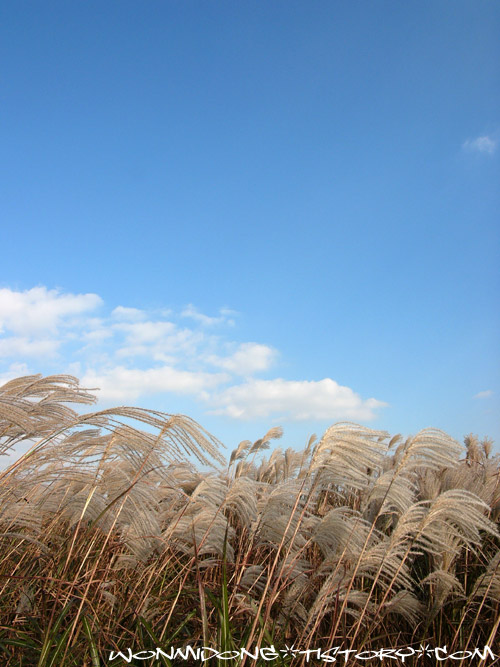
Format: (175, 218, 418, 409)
(0, 286, 386, 422)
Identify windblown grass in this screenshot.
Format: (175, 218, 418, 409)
(0, 375, 498, 665)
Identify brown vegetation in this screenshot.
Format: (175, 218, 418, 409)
(0, 375, 498, 665)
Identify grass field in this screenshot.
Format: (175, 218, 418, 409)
(0, 375, 499, 666)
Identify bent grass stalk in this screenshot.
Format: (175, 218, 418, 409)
(0, 375, 498, 664)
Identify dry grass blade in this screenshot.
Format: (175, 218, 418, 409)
(0, 374, 498, 665)
(311, 422, 389, 492)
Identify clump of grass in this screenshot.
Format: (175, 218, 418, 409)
(0, 375, 498, 665)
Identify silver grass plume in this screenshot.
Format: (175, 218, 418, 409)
(472, 551, 500, 607)
(311, 423, 389, 493)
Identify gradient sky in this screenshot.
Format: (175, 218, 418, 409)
(1, 1, 499, 458)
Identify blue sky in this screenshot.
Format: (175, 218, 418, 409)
(1, 1, 499, 456)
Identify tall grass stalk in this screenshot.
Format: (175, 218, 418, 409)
(0, 375, 498, 665)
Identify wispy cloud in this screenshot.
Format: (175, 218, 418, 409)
(0, 337, 60, 358)
(474, 390, 493, 399)
(0, 286, 387, 423)
(0, 362, 30, 386)
(181, 304, 236, 327)
(462, 134, 498, 155)
(111, 306, 147, 322)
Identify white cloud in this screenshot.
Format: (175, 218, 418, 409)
(113, 320, 203, 360)
(209, 378, 387, 421)
(207, 343, 277, 376)
(0, 337, 60, 358)
(462, 135, 498, 155)
(181, 304, 235, 327)
(474, 390, 493, 399)
(82, 328, 114, 343)
(81, 365, 229, 403)
(0, 286, 388, 427)
(0, 362, 30, 387)
(111, 306, 146, 321)
(0, 287, 102, 335)
(114, 321, 177, 344)
(79, 319, 114, 343)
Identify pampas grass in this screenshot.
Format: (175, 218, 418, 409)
(0, 375, 498, 665)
